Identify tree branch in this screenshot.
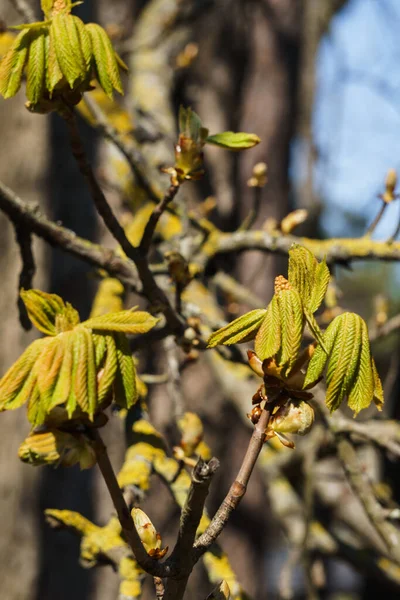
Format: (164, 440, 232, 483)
(92, 430, 174, 578)
(139, 183, 180, 254)
(192, 406, 271, 559)
(195, 229, 400, 270)
(164, 457, 220, 600)
(0, 179, 140, 288)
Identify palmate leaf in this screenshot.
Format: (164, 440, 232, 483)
(325, 313, 362, 412)
(85, 23, 123, 98)
(0, 29, 30, 99)
(83, 309, 159, 334)
(304, 312, 382, 415)
(19, 428, 96, 469)
(26, 29, 46, 104)
(207, 308, 267, 348)
(276, 287, 304, 374)
(254, 296, 281, 360)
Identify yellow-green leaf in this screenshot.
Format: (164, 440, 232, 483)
(207, 308, 267, 348)
(0, 30, 30, 99)
(206, 131, 260, 150)
(254, 296, 281, 360)
(288, 245, 317, 307)
(276, 288, 304, 374)
(51, 14, 84, 87)
(83, 309, 159, 334)
(303, 319, 339, 389)
(113, 333, 137, 409)
(97, 334, 118, 404)
(46, 24, 63, 92)
(49, 331, 74, 410)
(85, 23, 123, 98)
(309, 259, 330, 314)
(0, 338, 45, 410)
(26, 29, 46, 104)
(325, 313, 362, 412)
(347, 319, 374, 416)
(20, 289, 65, 335)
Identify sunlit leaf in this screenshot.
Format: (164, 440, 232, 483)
(206, 131, 260, 150)
(207, 309, 267, 348)
(83, 309, 159, 334)
(254, 296, 281, 360)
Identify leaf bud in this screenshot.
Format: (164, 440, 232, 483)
(270, 400, 314, 436)
(131, 508, 168, 559)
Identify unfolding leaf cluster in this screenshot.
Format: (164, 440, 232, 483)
(0, 289, 159, 427)
(208, 245, 383, 415)
(0, 0, 126, 112)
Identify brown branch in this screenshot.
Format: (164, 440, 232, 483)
(192, 406, 271, 558)
(13, 223, 35, 330)
(0, 179, 140, 288)
(139, 183, 180, 254)
(194, 229, 400, 270)
(63, 111, 184, 334)
(92, 430, 174, 578)
(164, 457, 220, 600)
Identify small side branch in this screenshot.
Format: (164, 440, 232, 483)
(192, 406, 271, 559)
(164, 457, 220, 600)
(92, 430, 173, 578)
(139, 184, 180, 254)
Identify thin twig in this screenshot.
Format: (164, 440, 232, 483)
(92, 430, 173, 578)
(366, 201, 387, 236)
(13, 223, 35, 330)
(0, 179, 140, 289)
(192, 406, 271, 558)
(63, 111, 184, 334)
(163, 457, 220, 600)
(139, 184, 180, 254)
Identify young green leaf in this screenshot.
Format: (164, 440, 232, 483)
(207, 308, 267, 348)
(46, 24, 63, 92)
(113, 332, 137, 409)
(276, 288, 304, 374)
(308, 259, 330, 313)
(206, 131, 260, 150)
(325, 313, 362, 412)
(97, 334, 118, 404)
(254, 296, 281, 360)
(85, 22, 123, 97)
(303, 318, 341, 389)
(51, 14, 84, 87)
(20, 289, 66, 335)
(82, 309, 159, 334)
(26, 29, 46, 104)
(347, 318, 374, 416)
(0, 338, 45, 410)
(49, 331, 74, 410)
(371, 358, 384, 411)
(0, 30, 30, 99)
